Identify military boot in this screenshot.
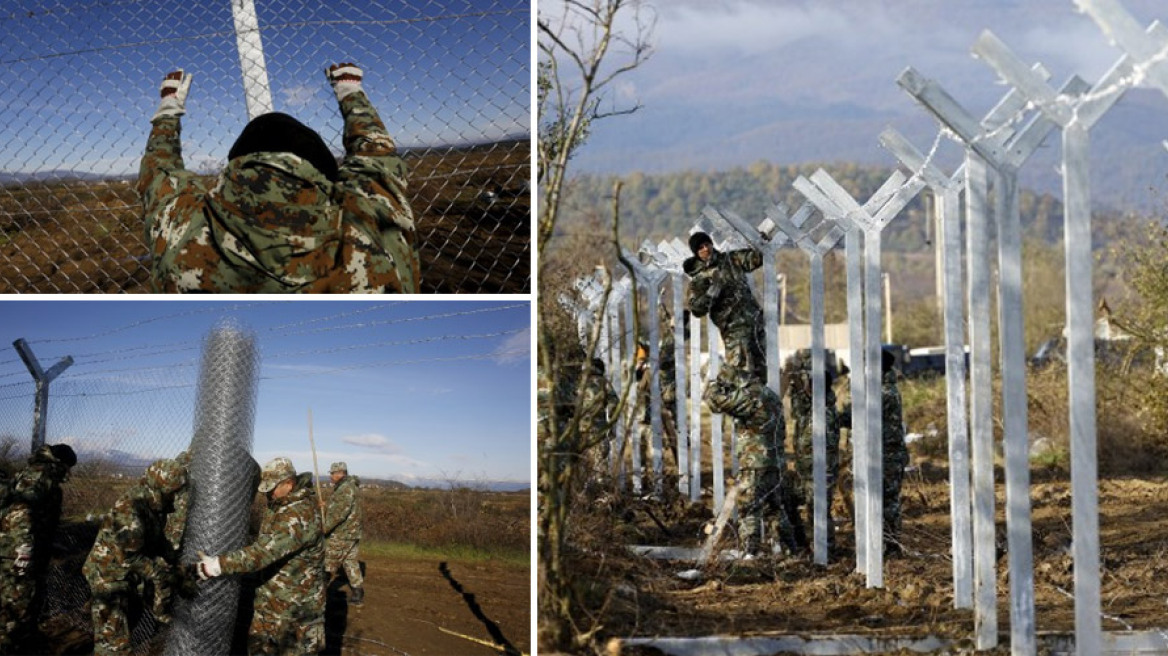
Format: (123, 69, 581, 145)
(350, 586, 365, 605)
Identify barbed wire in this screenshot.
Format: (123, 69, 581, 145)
(0, 347, 528, 402)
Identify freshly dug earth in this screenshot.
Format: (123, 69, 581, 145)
(578, 461, 1168, 652)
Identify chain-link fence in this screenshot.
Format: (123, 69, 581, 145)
(0, 300, 530, 653)
(0, 0, 530, 293)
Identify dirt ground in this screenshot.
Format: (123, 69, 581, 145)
(578, 459, 1168, 652)
(27, 546, 529, 656)
(329, 553, 530, 656)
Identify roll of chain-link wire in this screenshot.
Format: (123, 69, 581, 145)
(165, 321, 260, 656)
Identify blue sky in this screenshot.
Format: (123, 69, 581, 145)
(0, 0, 529, 176)
(0, 300, 532, 488)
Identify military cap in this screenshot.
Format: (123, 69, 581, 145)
(258, 457, 297, 493)
(329, 461, 348, 474)
(143, 458, 187, 495)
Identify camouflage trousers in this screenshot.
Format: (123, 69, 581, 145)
(0, 570, 35, 654)
(248, 605, 325, 656)
(794, 431, 841, 547)
(325, 538, 363, 589)
(883, 449, 909, 548)
(736, 467, 795, 553)
(721, 325, 767, 383)
(90, 591, 133, 656)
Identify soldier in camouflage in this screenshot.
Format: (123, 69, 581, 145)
(783, 349, 844, 552)
(163, 450, 192, 554)
(139, 62, 419, 293)
(881, 348, 909, 555)
(83, 457, 188, 655)
(0, 443, 76, 655)
(705, 367, 796, 556)
(684, 232, 767, 382)
(322, 461, 363, 605)
(196, 457, 325, 656)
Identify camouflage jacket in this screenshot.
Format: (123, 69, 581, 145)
(0, 463, 64, 572)
(705, 374, 784, 470)
(786, 366, 841, 447)
(683, 248, 764, 336)
(883, 371, 907, 457)
(323, 475, 362, 543)
(82, 486, 176, 596)
(138, 91, 419, 293)
(219, 473, 324, 620)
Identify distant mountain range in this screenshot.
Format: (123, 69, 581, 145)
(569, 0, 1168, 212)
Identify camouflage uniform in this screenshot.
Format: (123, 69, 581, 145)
(218, 471, 325, 656)
(684, 246, 767, 382)
(882, 368, 908, 552)
(784, 351, 842, 550)
(323, 466, 363, 594)
(138, 90, 419, 293)
(163, 450, 192, 554)
(705, 369, 793, 554)
(0, 445, 73, 655)
(83, 458, 187, 656)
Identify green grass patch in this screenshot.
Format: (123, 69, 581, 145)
(362, 539, 529, 569)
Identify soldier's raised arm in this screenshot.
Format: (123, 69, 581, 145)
(326, 62, 420, 292)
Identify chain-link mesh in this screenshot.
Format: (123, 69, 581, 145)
(0, 301, 529, 653)
(168, 322, 260, 656)
(0, 0, 530, 293)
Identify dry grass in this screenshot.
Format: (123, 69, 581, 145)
(0, 139, 529, 293)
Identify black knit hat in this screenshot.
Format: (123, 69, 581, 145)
(882, 348, 897, 373)
(688, 231, 713, 255)
(228, 112, 339, 182)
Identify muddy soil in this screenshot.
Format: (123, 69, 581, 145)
(582, 461, 1168, 651)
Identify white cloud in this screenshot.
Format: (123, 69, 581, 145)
(493, 326, 531, 364)
(341, 433, 402, 454)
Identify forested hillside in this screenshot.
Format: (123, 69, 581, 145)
(560, 160, 1140, 251)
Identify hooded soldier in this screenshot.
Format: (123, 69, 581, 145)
(138, 62, 418, 293)
(683, 232, 767, 382)
(195, 457, 326, 655)
(0, 443, 76, 654)
(881, 348, 908, 555)
(84, 457, 188, 655)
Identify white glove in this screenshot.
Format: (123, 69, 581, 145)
(13, 544, 31, 574)
(152, 70, 193, 122)
(196, 550, 221, 580)
(326, 63, 364, 102)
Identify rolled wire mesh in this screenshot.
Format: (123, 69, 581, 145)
(0, 0, 530, 293)
(166, 321, 260, 656)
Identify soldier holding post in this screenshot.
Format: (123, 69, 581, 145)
(322, 461, 364, 605)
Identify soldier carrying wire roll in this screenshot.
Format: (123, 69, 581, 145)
(138, 62, 419, 293)
(195, 457, 326, 656)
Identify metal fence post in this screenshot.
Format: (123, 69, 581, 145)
(230, 0, 273, 119)
(13, 339, 74, 452)
(878, 127, 973, 610)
